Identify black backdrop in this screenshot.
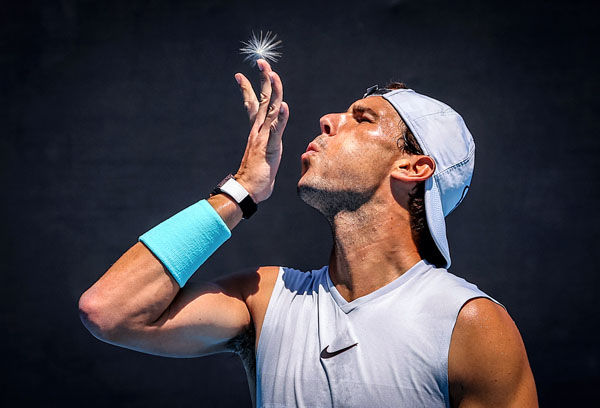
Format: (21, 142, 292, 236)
(3, 0, 599, 406)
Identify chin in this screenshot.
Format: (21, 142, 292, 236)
(297, 183, 324, 212)
(297, 174, 379, 219)
(298, 166, 315, 188)
(297, 172, 319, 199)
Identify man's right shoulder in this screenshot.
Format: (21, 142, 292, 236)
(213, 265, 281, 308)
(214, 266, 281, 349)
(214, 265, 325, 326)
(217, 265, 325, 301)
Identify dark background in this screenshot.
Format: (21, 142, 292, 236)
(3, 0, 599, 406)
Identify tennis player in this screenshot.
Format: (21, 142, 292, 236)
(80, 59, 538, 407)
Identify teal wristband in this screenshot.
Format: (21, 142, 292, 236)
(139, 199, 231, 287)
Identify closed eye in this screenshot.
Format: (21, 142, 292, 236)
(349, 104, 379, 124)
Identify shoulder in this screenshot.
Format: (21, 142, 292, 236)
(448, 298, 538, 407)
(412, 263, 480, 294)
(420, 266, 482, 295)
(450, 298, 515, 357)
(216, 265, 325, 310)
(214, 266, 281, 308)
(406, 265, 494, 316)
(214, 266, 281, 349)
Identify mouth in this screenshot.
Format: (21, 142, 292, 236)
(305, 142, 319, 153)
(300, 142, 320, 175)
(300, 141, 319, 162)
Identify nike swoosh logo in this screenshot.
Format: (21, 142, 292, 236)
(320, 342, 358, 359)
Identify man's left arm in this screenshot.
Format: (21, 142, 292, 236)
(448, 298, 538, 407)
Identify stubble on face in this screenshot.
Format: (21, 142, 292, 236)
(297, 96, 403, 222)
(297, 136, 380, 221)
(297, 134, 387, 222)
(297, 182, 377, 221)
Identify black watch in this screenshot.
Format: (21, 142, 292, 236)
(211, 174, 258, 219)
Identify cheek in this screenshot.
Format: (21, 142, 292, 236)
(313, 133, 396, 181)
(331, 146, 388, 184)
(341, 137, 391, 168)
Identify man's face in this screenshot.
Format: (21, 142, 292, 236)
(297, 96, 403, 216)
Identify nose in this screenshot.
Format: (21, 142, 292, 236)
(319, 113, 341, 136)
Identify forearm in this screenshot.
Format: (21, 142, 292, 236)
(79, 58, 288, 351)
(79, 194, 242, 339)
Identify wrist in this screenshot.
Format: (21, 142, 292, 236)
(232, 172, 256, 202)
(139, 199, 231, 287)
(212, 174, 258, 219)
(207, 194, 243, 231)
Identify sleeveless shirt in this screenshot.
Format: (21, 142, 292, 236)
(256, 259, 498, 408)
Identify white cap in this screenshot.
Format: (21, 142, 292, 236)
(370, 87, 475, 269)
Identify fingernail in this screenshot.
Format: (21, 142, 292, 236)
(280, 105, 285, 114)
(269, 73, 275, 84)
(257, 60, 263, 71)
(234, 74, 241, 85)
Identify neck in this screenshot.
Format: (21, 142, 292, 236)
(327, 198, 422, 302)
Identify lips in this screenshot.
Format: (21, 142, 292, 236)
(301, 141, 319, 163)
(305, 142, 319, 153)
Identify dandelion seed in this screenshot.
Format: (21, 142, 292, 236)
(239, 30, 283, 66)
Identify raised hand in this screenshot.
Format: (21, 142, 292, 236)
(233, 59, 289, 204)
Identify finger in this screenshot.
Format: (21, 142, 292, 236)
(261, 71, 284, 133)
(266, 101, 290, 152)
(235, 73, 259, 125)
(252, 59, 273, 132)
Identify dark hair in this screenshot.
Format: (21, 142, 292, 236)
(385, 82, 446, 268)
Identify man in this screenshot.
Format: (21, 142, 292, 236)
(79, 59, 538, 407)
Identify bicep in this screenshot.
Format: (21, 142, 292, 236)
(448, 298, 538, 408)
(111, 279, 252, 358)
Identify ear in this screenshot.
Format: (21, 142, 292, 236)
(390, 155, 435, 183)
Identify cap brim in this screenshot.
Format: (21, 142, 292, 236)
(424, 175, 451, 269)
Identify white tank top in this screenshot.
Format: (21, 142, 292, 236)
(256, 259, 498, 408)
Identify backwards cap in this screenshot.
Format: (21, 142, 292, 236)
(364, 85, 475, 269)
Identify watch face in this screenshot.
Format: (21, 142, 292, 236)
(212, 174, 257, 219)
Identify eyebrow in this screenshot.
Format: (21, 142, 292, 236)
(348, 104, 380, 119)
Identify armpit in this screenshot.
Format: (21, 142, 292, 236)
(225, 323, 256, 372)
